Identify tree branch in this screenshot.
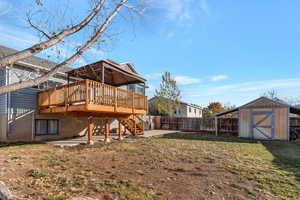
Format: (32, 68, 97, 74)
(26, 13, 52, 39)
(0, 0, 126, 95)
(0, 0, 106, 68)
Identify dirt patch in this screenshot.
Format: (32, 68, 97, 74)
(0, 133, 299, 199)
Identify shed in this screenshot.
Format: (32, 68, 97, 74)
(216, 97, 300, 141)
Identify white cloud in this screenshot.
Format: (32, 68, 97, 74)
(0, 24, 39, 46)
(199, 0, 210, 15)
(87, 47, 105, 57)
(0, 23, 91, 67)
(178, 78, 300, 106)
(144, 72, 162, 81)
(166, 32, 175, 39)
(0, 1, 13, 16)
(211, 74, 228, 81)
(186, 78, 300, 98)
(175, 75, 201, 85)
(147, 0, 209, 23)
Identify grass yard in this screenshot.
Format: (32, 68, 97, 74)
(0, 133, 300, 200)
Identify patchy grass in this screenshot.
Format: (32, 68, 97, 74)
(0, 133, 299, 199)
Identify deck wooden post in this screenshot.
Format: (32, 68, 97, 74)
(114, 88, 117, 112)
(102, 65, 105, 83)
(118, 120, 124, 140)
(85, 79, 89, 104)
(133, 115, 136, 136)
(87, 116, 94, 145)
(104, 119, 111, 143)
(215, 117, 218, 136)
(132, 92, 134, 114)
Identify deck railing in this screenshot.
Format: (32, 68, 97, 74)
(38, 80, 148, 112)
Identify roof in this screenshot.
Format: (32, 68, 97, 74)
(149, 96, 202, 109)
(67, 59, 146, 86)
(0, 45, 72, 73)
(216, 97, 300, 116)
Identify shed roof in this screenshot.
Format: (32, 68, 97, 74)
(216, 97, 300, 116)
(67, 59, 146, 86)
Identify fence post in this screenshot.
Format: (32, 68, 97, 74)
(215, 117, 218, 136)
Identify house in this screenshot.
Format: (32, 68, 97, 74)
(216, 97, 300, 141)
(0, 45, 147, 143)
(148, 96, 202, 118)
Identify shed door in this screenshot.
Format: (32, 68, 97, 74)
(251, 112, 275, 140)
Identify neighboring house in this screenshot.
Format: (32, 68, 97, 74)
(0, 45, 147, 142)
(148, 96, 203, 118)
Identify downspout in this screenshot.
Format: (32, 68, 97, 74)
(288, 107, 290, 141)
(6, 67, 10, 137)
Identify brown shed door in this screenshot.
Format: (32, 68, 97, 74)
(251, 112, 275, 140)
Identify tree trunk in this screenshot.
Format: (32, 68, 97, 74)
(0, 0, 126, 95)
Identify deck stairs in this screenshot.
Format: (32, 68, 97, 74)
(120, 115, 144, 136)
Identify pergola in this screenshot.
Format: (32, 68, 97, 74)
(67, 59, 146, 86)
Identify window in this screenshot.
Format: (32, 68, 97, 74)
(189, 107, 191, 112)
(136, 85, 145, 95)
(175, 108, 181, 115)
(127, 84, 145, 95)
(35, 80, 62, 90)
(128, 84, 135, 92)
(35, 119, 59, 136)
(194, 108, 196, 114)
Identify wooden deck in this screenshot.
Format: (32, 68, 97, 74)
(37, 80, 148, 118)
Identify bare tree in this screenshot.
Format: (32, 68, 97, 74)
(262, 89, 279, 100)
(0, 0, 106, 68)
(0, 0, 144, 95)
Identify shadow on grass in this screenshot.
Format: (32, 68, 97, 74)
(262, 140, 300, 181)
(0, 141, 45, 148)
(159, 132, 257, 144)
(160, 132, 300, 182)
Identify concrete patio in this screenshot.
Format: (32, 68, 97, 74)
(46, 130, 178, 147)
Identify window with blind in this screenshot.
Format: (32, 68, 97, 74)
(35, 119, 59, 136)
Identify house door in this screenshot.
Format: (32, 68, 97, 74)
(251, 112, 275, 140)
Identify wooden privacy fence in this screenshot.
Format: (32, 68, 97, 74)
(290, 117, 300, 138)
(160, 117, 238, 136)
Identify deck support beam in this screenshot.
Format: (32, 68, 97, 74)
(104, 119, 111, 143)
(133, 115, 136, 136)
(87, 116, 94, 145)
(118, 120, 124, 140)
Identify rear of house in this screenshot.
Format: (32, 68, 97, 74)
(0, 45, 147, 142)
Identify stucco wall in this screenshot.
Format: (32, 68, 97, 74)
(4, 112, 126, 142)
(0, 114, 7, 141)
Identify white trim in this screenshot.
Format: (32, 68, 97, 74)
(17, 61, 68, 77)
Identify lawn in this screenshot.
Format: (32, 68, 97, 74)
(0, 133, 300, 200)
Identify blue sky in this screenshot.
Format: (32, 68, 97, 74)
(0, 0, 300, 107)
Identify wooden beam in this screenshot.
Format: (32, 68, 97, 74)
(104, 119, 111, 143)
(85, 79, 89, 104)
(133, 115, 136, 136)
(87, 116, 94, 145)
(118, 120, 124, 140)
(102, 65, 104, 83)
